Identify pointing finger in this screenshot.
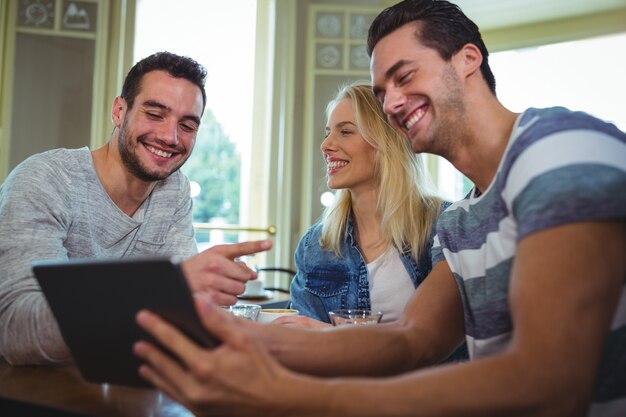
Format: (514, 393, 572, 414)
(210, 240, 272, 259)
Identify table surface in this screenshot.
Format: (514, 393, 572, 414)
(0, 291, 290, 417)
(0, 360, 192, 417)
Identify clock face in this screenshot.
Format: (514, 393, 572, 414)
(18, 0, 55, 28)
(316, 14, 342, 38)
(350, 45, 370, 69)
(350, 14, 376, 40)
(317, 45, 341, 69)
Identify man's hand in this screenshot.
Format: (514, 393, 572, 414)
(181, 240, 272, 306)
(134, 296, 319, 417)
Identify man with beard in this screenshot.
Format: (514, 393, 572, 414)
(0, 52, 271, 365)
(129, 2, 625, 417)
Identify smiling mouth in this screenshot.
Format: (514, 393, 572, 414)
(405, 107, 426, 130)
(327, 160, 348, 170)
(145, 144, 173, 158)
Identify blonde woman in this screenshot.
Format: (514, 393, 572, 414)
(280, 81, 449, 329)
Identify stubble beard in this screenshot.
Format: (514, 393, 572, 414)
(117, 116, 186, 182)
(430, 65, 468, 159)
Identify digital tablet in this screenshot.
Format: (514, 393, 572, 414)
(32, 257, 220, 388)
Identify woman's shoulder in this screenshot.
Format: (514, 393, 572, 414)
(299, 222, 324, 247)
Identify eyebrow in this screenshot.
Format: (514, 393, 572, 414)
(385, 59, 413, 80)
(142, 100, 201, 126)
(325, 121, 357, 131)
(372, 59, 414, 98)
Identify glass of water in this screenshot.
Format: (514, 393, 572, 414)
(328, 309, 383, 326)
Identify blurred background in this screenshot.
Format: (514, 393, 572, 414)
(1, 0, 625, 288)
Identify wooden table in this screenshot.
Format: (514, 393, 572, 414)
(0, 359, 192, 417)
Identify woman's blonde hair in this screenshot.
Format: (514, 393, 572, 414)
(320, 81, 441, 261)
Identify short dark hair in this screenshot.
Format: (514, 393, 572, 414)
(121, 51, 208, 111)
(367, 0, 496, 94)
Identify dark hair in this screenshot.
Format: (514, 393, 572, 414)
(121, 51, 208, 111)
(367, 0, 496, 94)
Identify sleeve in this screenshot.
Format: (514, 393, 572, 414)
(430, 233, 445, 268)
(0, 156, 74, 364)
(288, 229, 330, 323)
(430, 201, 452, 268)
(505, 128, 626, 240)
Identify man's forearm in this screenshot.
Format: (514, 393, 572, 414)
(257, 263, 466, 378)
(299, 352, 588, 417)
(252, 321, 432, 377)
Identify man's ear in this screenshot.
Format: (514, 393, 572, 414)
(111, 96, 127, 127)
(457, 43, 483, 80)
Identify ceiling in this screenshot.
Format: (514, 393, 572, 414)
(451, 0, 626, 30)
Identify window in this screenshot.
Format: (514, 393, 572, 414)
(490, 32, 626, 131)
(133, 0, 264, 250)
(438, 32, 626, 201)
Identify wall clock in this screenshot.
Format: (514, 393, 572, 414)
(18, 0, 55, 29)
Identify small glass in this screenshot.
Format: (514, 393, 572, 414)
(328, 309, 383, 326)
(224, 304, 261, 321)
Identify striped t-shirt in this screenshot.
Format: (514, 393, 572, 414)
(431, 107, 626, 415)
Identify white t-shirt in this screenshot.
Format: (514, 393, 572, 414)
(367, 246, 414, 322)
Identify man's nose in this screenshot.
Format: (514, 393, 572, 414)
(383, 88, 406, 117)
(158, 120, 179, 146)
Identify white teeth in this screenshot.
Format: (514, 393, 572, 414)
(327, 160, 348, 169)
(405, 108, 425, 130)
(146, 145, 172, 158)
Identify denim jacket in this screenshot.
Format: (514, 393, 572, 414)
(289, 204, 468, 362)
(289, 212, 437, 324)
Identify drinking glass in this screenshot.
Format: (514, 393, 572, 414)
(224, 304, 261, 321)
(328, 309, 383, 326)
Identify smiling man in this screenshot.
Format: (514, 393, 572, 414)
(124, 3, 625, 417)
(0, 52, 271, 365)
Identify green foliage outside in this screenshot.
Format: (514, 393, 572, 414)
(181, 109, 240, 226)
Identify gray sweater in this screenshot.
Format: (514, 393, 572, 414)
(0, 148, 198, 364)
